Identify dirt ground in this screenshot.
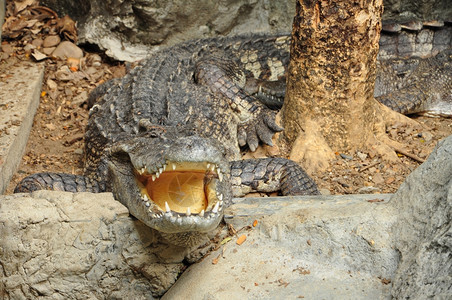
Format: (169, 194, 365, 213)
(2, 2, 452, 195)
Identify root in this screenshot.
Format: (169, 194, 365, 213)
(282, 99, 427, 173)
(285, 119, 335, 174)
(371, 100, 425, 163)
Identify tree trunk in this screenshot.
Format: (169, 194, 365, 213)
(281, 0, 413, 173)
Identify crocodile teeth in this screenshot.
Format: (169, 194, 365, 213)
(210, 164, 216, 172)
(145, 202, 150, 207)
(207, 163, 211, 169)
(142, 194, 149, 201)
(152, 175, 156, 181)
(218, 170, 223, 182)
(186, 207, 191, 216)
(219, 200, 224, 207)
(159, 167, 163, 174)
(156, 172, 160, 179)
(141, 167, 145, 174)
(172, 163, 176, 170)
(199, 209, 205, 217)
(163, 164, 167, 171)
(212, 202, 220, 214)
(218, 193, 223, 201)
(165, 201, 171, 213)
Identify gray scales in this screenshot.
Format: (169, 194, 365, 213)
(15, 25, 452, 246)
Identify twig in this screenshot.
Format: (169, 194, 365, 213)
(359, 161, 380, 173)
(391, 145, 425, 163)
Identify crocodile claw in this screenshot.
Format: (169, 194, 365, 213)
(238, 107, 283, 151)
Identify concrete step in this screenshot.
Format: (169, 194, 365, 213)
(0, 60, 44, 193)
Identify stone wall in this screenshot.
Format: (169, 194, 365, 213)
(390, 135, 452, 298)
(41, 0, 296, 61)
(39, 0, 452, 61)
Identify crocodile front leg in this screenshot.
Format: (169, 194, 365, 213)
(195, 55, 283, 151)
(14, 173, 102, 193)
(231, 158, 320, 197)
(244, 77, 286, 110)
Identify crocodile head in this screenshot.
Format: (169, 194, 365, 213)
(106, 133, 232, 235)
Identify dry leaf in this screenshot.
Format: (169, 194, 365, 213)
(56, 15, 77, 43)
(220, 237, 232, 245)
(14, 0, 36, 14)
(32, 50, 48, 61)
(236, 234, 246, 245)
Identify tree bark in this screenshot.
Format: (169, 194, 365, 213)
(281, 0, 414, 173)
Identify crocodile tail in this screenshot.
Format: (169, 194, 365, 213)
(14, 173, 103, 193)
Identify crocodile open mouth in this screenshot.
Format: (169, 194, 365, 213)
(134, 161, 224, 218)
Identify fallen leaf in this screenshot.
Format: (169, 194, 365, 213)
(14, 0, 35, 14)
(212, 253, 221, 265)
(56, 15, 78, 42)
(32, 50, 48, 61)
(236, 234, 246, 245)
(220, 237, 232, 245)
(252, 220, 258, 227)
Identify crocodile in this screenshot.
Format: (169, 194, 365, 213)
(14, 34, 319, 246)
(248, 24, 452, 116)
(14, 24, 451, 246)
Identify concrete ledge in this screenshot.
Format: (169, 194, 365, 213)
(0, 61, 44, 194)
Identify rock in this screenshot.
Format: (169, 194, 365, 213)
(164, 194, 397, 299)
(420, 131, 434, 142)
(356, 151, 368, 161)
(40, 0, 452, 62)
(389, 134, 452, 299)
(40, 0, 296, 61)
(340, 153, 354, 160)
(54, 65, 74, 81)
(86, 53, 102, 67)
(52, 41, 83, 59)
(1, 43, 13, 55)
(372, 173, 385, 185)
(42, 34, 61, 48)
(41, 47, 56, 55)
(23, 43, 35, 52)
(46, 78, 58, 90)
(31, 38, 44, 48)
(72, 90, 89, 106)
(0, 191, 196, 298)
